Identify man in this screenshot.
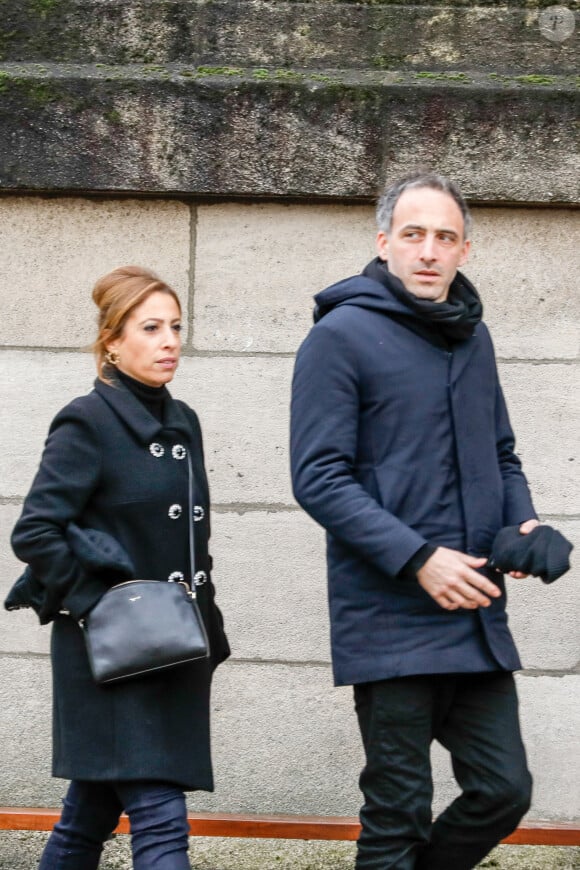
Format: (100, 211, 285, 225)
(290, 172, 539, 870)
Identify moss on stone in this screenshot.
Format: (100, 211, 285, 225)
(0, 29, 17, 61)
(514, 74, 556, 86)
(197, 66, 244, 76)
(415, 71, 469, 82)
(274, 69, 305, 81)
(488, 72, 573, 89)
(0, 72, 61, 105)
(31, 0, 61, 15)
(104, 108, 121, 123)
(372, 54, 406, 70)
(309, 73, 336, 83)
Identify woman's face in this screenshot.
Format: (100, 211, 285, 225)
(107, 291, 182, 387)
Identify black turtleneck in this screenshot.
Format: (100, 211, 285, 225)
(115, 368, 168, 422)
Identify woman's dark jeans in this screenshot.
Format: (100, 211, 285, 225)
(38, 780, 191, 870)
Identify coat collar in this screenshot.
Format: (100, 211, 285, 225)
(93, 378, 192, 444)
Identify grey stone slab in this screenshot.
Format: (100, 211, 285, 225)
(195, 662, 511, 819)
(193, 203, 375, 353)
(0, 655, 366, 814)
(0, 197, 575, 361)
(0, 350, 95, 498)
(172, 356, 295, 506)
(212, 506, 576, 668)
(1, 2, 578, 75)
(195, 671, 580, 821)
(0, 350, 294, 504)
(517, 674, 580, 821)
(193, 202, 579, 357)
(4, 354, 578, 517)
(190, 661, 363, 816)
(507, 519, 580, 672)
(466, 208, 580, 361)
(0, 197, 191, 348)
(180, 357, 579, 514)
(0, 504, 49, 655)
(211, 508, 579, 671)
(211, 510, 330, 662)
(0, 655, 56, 806)
(1, 658, 578, 833)
(499, 363, 580, 516)
(0, 68, 577, 201)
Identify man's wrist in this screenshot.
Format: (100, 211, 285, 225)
(398, 544, 437, 581)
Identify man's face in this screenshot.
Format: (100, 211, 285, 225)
(376, 187, 470, 302)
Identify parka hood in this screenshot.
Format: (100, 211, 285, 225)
(313, 260, 483, 343)
(313, 275, 410, 324)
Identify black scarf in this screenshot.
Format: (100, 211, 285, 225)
(363, 258, 483, 343)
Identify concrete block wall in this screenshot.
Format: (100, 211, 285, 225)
(0, 196, 578, 821)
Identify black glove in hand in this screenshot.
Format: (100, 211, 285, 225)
(488, 524, 573, 584)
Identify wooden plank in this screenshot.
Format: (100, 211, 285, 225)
(0, 808, 60, 833)
(0, 808, 579, 846)
(502, 821, 580, 847)
(185, 813, 360, 841)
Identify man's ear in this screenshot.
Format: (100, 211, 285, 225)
(458, 238, 471, 268)
(376, 231, 389, 262)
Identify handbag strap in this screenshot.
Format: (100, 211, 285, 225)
(186, 451, 198, 599)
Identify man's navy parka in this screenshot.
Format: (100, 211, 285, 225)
(290, 273, 537, 686)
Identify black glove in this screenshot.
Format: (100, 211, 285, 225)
(4, 566, 45, 613)
(488, 524, 573, 584)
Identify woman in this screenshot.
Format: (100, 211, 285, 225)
(9, 266, 230, 869)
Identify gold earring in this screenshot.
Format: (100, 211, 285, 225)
(105, 349, 120, 366)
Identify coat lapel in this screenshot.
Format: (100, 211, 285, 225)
(93, 379, 191, 444)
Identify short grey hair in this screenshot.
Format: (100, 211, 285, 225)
(376, 172, 472, 240)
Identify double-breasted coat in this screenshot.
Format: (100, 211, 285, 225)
(291, 273, 537, 687)
(11, 377, 230, 790)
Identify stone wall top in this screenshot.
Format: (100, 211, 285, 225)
(1, 2, 578, 74)
(0, 68, 578, 202)
(0, 1, 578, 201)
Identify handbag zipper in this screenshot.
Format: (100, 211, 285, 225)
(78, 579, 195, 626)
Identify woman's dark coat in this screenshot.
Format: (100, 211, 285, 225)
(290, 275, 537, 687)
(11, 378, 230, 790)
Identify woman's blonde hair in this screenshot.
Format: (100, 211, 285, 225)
(92, 266, 181, 383)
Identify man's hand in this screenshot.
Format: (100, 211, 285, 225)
(508, 518, 541, 578)
(417, 547, 501, 611)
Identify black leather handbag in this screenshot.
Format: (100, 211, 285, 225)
(82, 453, 209, 684)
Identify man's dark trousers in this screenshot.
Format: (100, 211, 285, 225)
(354, 672, 532, 870)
